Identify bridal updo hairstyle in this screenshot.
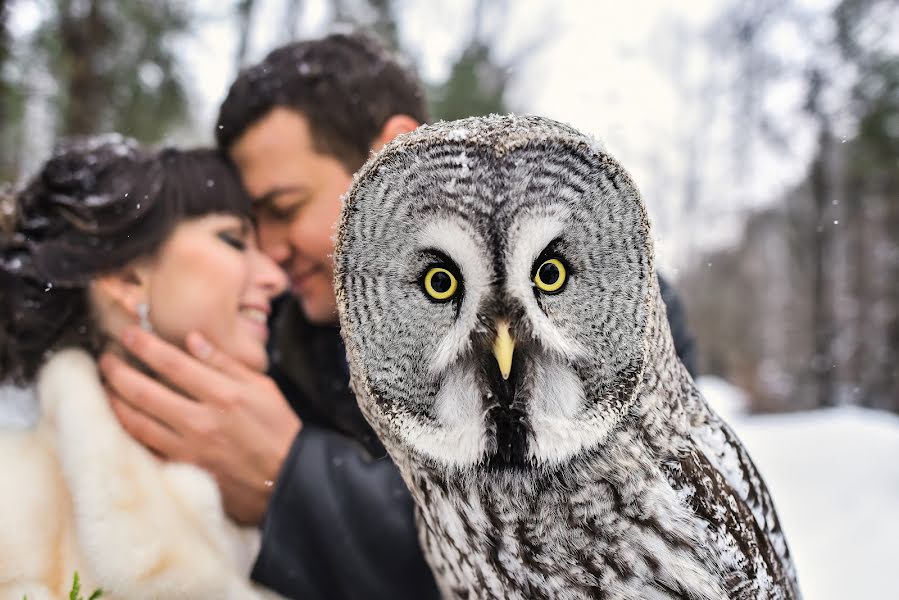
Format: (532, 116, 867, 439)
(0, 135, 252, 384)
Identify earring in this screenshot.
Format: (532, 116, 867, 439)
(137, 302, 153, 332)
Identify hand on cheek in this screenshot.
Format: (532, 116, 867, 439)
(101, 326, 302, 525)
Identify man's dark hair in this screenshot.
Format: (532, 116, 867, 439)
(216, 32, 429, 173)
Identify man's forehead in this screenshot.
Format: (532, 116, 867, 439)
(230, 146, 312, 199)
(231, 107, 314, 151)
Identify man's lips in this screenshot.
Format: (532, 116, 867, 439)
(290, 268, 320, 291)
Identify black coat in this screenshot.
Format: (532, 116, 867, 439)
(251, 275, 696, 600)
(251, 295, 438, 600)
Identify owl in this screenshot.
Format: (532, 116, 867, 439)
(334, 115, 800, 600)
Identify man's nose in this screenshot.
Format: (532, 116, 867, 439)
(255, 250, 288, 295)
(257, 226, 292, 267)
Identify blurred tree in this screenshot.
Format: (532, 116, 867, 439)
(326, 0, 527, 121)
(430, 39, 508, 121)
(682, 0, 898, 413)
(835, 0, 899, 411)
(803, 66, 837, 407)
(3, 0, 531, 176)
(707, 0, 791, 181)
(56, 0, 191, 141)
(282, 0, 303, 43)
(428, 0, 511, 120)
(0, 0, 26, 181)
(332, 0, 400, 50)
(235, 0, 258, 69)
(21, 0, 192, 143)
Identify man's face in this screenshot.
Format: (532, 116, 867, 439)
(230, 107, 353, 324)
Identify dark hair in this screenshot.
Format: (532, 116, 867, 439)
(0, 136, 252, 384)
(216, 32, 429, 173)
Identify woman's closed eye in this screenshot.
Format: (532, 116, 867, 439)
(218, 230, 248, 251)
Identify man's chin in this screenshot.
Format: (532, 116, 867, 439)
(299, 296, 339, 326)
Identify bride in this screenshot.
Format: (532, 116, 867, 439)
(0, 136, 286, 599)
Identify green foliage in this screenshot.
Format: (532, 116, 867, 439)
(429, 42, 509, 121)
(0, 0, 26, 180)
(33, 0, 193, 141)
(21, 571, 103, 600)
(1, 0, 523, 183)
(331, 0, 401, 51)
(68, 572, 104, 600)
(0, 0, 194, 171)
(326, 0, 513, 122)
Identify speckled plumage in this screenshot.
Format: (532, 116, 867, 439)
(335, 115, 800, 600)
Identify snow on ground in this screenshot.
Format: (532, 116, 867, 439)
(697, 376, 899, 600)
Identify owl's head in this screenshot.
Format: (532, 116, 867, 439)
(336, 115, 655, 476)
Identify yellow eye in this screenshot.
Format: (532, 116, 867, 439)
(423, 267, 459, 301)
(533, 258, 567, 293)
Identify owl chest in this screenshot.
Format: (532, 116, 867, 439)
(413, 477, 730, 600)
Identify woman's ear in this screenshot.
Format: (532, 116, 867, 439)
(371, 114, 420, 152)
(92, 265, 150, 318)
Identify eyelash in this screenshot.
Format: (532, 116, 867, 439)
(218, 232, 247, 251)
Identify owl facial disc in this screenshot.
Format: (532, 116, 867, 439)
(336, 115, 652, 476)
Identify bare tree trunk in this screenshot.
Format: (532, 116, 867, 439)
(282, 0, 303, 42)
(0, 0, 10, 106)
(59, 0, 114, 135)
(809, 138, 835, 407)
(234, 0, 257, 71)
(368, 0, 399, 50)
(0, 0, 19, 180)
(330, 0, 399, 49)
(846, 177, 861, 399)
(805, 68, 837, 407)
(880, 176, 899, 412)
(809, 136, 836, 404)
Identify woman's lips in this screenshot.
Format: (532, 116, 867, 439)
(239, 305, 270, 340)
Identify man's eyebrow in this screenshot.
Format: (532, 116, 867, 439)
(252, 186, 307, 206)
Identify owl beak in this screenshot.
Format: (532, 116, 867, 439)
(492, 320, 516, 380)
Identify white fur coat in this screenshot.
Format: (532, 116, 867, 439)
(0, 349, 284, 599)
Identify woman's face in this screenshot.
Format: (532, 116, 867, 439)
(144, 213, 287, 372)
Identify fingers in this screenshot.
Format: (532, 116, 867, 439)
(100, 353, 202, 434)
(186, 331, 255, 382)
(107, 385, 183, 459)
(116, 326, 234, 404)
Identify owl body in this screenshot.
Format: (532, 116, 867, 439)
(335, 115, 800, 599)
